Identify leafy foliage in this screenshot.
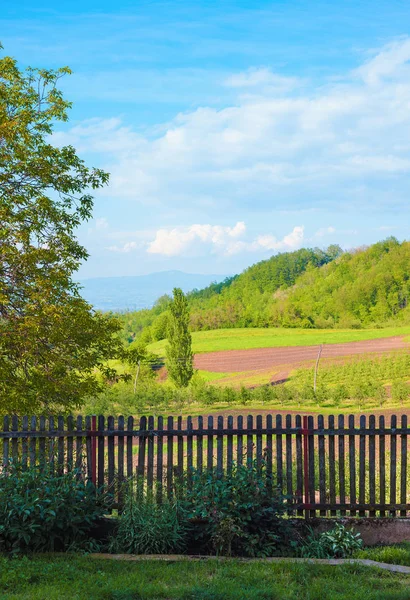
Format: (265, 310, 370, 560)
(110, 481, 187, 555)
(183, 461, 292, 557)
(0, 45, 128, 413)
(300, 523, 363, 559)
(166, 288, 194, 387)
(0, 463, 107, 554)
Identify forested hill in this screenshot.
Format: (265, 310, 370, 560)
(116, 245, 342, 344)
(186, 245, 343, 329)
(116, 237, 410, 345)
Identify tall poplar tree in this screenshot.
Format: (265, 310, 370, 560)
(166, 288, 194, 387)
(0, 46, 128, 414)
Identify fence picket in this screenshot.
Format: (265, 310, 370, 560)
(237, 416, 243, 466)
(227, 415, 233, 475)
(328, 415, 336, 517)
(118, 416, 125, 502)
(369, 415, 376, 517)
(217, 416, 224, 477)
(49, 416, 55, 474)
(108, 416, 115, 497)
(359, 415, 366, 517)
(338, 415, 346, 517)
(197, 416, 203, 473)
(3, 416, 9, 467)
(266, 414, 273, 493)
(390, 415, 397, 517)
(308, 415, 315, 518)
(296, 414, 303, 516)
(276, 415, 283, 494)
(177, 416, 183, 486)
(85, 416, 92, 481)
(11, 415, 18, 464)
(349, 415, 356, 517)
(187, 416, 193, 487)
(126, 416, 134, 479)
(167, 416, 174, 499)
(75, 415, 83, 476)
(58, 416, 64, 476)
(207, 416, 214, 471)
(380, 415, 386, 517)
(22, 415, 28, 470)
(137, 416, 147, 494)
(256, 415, 263, 474)
(97, 415, 105, 489)
(286, 414, 293, 514)
(247, 415, 253, 469)
(30, 416, 36, 468)
(157, 416, 164, 502)
(318, 415, 326, 517)
(147, 416, 154, 493)
(401, 415, 407, 517)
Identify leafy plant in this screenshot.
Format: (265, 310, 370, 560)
(0, 463, 107, 554)
(300, 523, 363, 559)
(183, 461, 292, 557)
(110, 480, 187, 555)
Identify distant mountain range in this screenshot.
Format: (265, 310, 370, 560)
(78, 270, 229, 312)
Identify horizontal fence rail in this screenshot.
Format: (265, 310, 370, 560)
(1, 413, 410, 518)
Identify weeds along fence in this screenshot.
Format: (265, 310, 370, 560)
(1, 413, 410, 518)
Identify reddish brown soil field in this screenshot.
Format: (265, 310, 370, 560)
(194, 336, 409, 374)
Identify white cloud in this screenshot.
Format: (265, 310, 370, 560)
(147, 221, 246, 256)
(146, 222, 304, 256)
(56, 38, 410, 219)
(107, 241, 140, 253)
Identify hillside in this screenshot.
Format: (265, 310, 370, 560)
(118, 245, 342, 344)
(268, 237, 410, 328)
(116, 238, 410, 346)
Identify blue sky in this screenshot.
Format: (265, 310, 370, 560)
(3, 1, 410, 278)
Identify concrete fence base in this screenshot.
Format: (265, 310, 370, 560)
(293, 517, 410, 546)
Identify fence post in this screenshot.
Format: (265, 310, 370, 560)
(91, 415, 97, 487)
(302, 415, 310, 519)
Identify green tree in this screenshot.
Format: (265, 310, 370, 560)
(166, 288, 194, 387)
(0, 46, 127, 414)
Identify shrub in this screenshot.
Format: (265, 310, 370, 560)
(110, 481, 187, 555)
(183, 461, 292, 557)
(0, 463, 106, 554)
(300, 523, 363, 559)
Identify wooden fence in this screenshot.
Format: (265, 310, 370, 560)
(1, 413, 410, 518)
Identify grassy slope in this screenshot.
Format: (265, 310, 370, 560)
(148, 325, 410, 355)
(1, 555, 409, 600)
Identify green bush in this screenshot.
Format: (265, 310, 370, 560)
(110, 481, 187, 555)
(300, 523, 363, 559)
(0, 463, 106, 554)
(183, 461, 292, 557)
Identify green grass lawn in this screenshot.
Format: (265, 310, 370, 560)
(356, 542, 410, 566)
(1, 554, 410, 600)
(148, 326, 410, 355)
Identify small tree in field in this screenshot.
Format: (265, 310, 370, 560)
(166, 288, 194, 388)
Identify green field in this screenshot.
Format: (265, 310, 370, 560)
(1, 554, 410, 600)
(148, 326, 410, 355)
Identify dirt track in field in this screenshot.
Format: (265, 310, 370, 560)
(194, 336, 410, 380)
